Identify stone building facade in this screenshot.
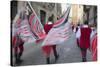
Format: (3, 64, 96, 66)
(83, 5, 97, 26)
(11, 1, 62, 26)
(28, 2, 62, 25)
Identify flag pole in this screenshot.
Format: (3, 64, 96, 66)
(27, 2, 38, 20)
(27, 1, 45, 33)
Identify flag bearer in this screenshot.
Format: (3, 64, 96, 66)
(43, 21, 59, 64)
(79, 22, 91, 62)
(12, 11, 25, 64)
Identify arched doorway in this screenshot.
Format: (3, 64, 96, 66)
(40, 10, 46, 26)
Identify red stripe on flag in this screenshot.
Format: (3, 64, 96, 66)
(29, 13, 35, 25)
(91, 35, 97, 61)
(16, 18, 21, 27)
(53, 18, 64, 27)
(29, 13, 46, 39)
(33, 19, 38, 33)
(36, 20, 41, 34)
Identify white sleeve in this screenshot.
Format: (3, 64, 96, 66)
(73, 28, 76, 32)
(76, 28, 81, 39)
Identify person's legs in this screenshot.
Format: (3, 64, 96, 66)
(52, 45, 59, 60)
(77, 39, 80, 47)
(46, 57, 50, 64)
(42, 46, 52, 64)
(18, 44, 24, 59)
(14, 44, 24, 64)
(14, 47, 19, 64)
(13, 37, 19, 64)
(80, 48, 87, 62)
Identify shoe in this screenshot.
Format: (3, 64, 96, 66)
(15, 56, 23, 64)
(82, 58, 87, 62)
(46, 57, 50, 64)
(19, 52, 23, 59)
(55, 54, 59, 62)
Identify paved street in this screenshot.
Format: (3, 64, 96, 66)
(12, 33, 92, 66)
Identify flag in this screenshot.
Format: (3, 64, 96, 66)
(91, 33, 97, 61)
(12, 12, 36, 43)
(18, 18, 36, 42)
(53, 6, 71, 28)
(29, 12, 46, 40)
(12, 13, 20, 36)
(41, 7, 74, 46)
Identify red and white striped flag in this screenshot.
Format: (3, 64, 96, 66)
(42, 7, 73, 46)
(29, 12, 46, 40)
(12, 12, 36, 43)
(91, 33, 97, 61)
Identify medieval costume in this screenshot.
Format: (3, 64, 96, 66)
(79, 25, 91, 62)
(43, 22, 59, 64)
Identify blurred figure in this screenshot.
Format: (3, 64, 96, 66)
(42, 21, 59, 64)
(12, 11, 27, 64)
(12, 33, 24, 64)
(71, 23, 75, 31)
(75, 24, 81, 47)
(78, 22, 91, 62)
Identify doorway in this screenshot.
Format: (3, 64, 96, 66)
(40, 10, 46, 26)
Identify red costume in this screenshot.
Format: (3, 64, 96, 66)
(42, 23, 58, 64)
(44, 23, 53, 34)
(43, 23, 57, 57)
(79, 25, 91, 62)
(79, 27, 91, 49)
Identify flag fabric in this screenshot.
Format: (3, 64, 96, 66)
(12, 13, 21, 37)
(29, 12, 46, 40)
(91, 33, 97, 61)
(12, 6, 46, 44)
(41, 7, 73, 46)
(17, 18, 36, 43)
(90, 29, 97, 45)
(90, 29, 97, 61)
(12, 12, 36, 43)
